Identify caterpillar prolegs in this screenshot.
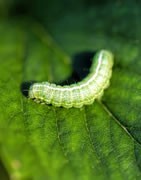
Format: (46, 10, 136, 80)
(29, 50, 114, 108)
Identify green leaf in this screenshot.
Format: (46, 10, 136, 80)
(1, 1, 141, 179)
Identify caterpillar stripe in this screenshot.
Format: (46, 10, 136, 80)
(29, 50, 114, 108)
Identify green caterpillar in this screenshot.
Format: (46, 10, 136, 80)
(29, 50, 114, 108)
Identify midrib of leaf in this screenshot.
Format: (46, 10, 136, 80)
(101, 100, 141, 147)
